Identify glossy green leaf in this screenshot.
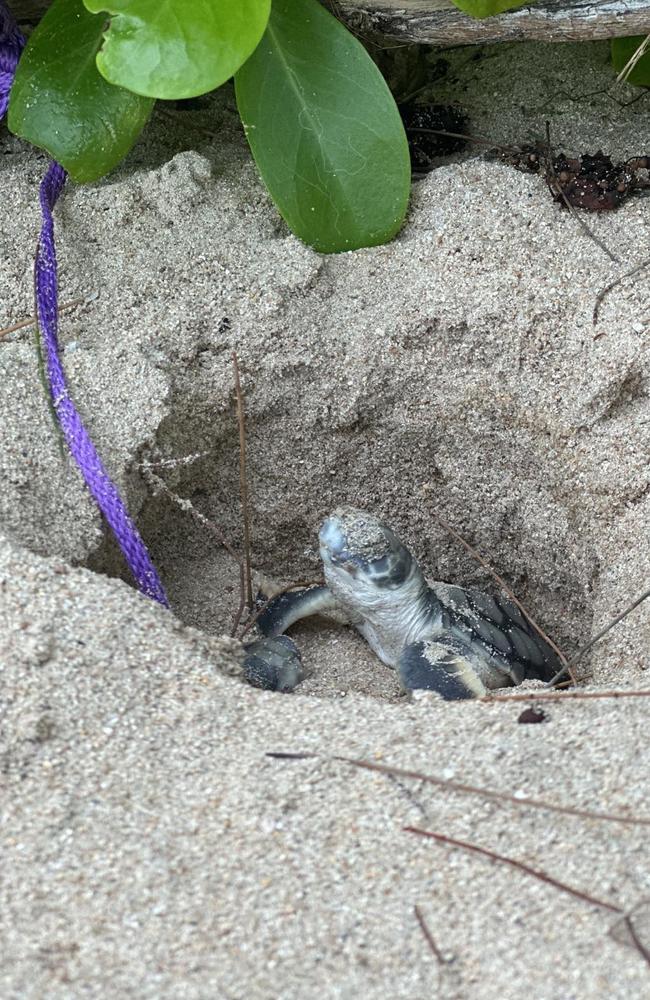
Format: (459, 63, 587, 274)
(8, 0, 153, 182)
(449, 0, 529, 18)
(611, 36, 650, 87)
(235, 0, 410, 253)
(83, 0, 271, 99)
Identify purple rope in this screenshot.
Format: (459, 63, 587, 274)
(1, 4, 168, 606)
(0, 3, 22, 119)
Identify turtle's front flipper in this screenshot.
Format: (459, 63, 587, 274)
(398, 637, 490, 700)
(243, 636, 305, 693)
(256, 584, 351, 637)
(244, 585, 352, 695)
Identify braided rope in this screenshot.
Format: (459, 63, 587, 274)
(1, 3, 168, 606)
(0, 3, 22, 119)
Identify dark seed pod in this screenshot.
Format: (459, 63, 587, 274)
(517, 706, 547, 724)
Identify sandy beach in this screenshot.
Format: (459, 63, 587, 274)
(1, 38, 649, 998)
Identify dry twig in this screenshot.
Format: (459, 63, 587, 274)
(616, 34, 650, 83)
(140, 461, 240, 564)
(265, 751, 650, 966)
(593, 258, 650, 325)
(265, 751, 650, 825)
(623, 913, 650, 970)
(546, 584, 650, 687)
(405, 827, 621, 913)
(266, 751, 318, 761)
(482, 687, 650, 704)
(413, 905, 446, 965)
(139, 459, 246, 635)
(337, 755, 650, 827)
(232, 352, 253, 612)
(0, 295, 93, 339)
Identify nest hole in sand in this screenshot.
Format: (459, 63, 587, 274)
(89, 394, 612, 704)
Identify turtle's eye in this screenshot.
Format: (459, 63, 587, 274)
(368, 549, 411, 588)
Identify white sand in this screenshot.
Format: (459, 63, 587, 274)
(1, 39, 649, 998)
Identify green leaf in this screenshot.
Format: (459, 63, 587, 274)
(611, 36, 650, 88)
(8, 0, 153, 182)
(449, 0, 529, 18)
(83, 0, 271, 99)
(235, 0, 410, 253)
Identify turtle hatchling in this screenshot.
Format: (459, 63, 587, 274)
(244, 507, 560, 700)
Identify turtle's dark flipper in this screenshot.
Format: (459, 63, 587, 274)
(398, 638, 489, 700)
(243, 636, 305, 692)
(256, 585, 343, 637)
(439, 585, 561, 684)
(245, 586, 346, 694)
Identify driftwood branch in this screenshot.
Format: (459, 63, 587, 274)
(11, 0, 650, 48)
(336, 0, 650, 45)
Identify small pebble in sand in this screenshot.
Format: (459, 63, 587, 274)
(517, 706, 547, 724)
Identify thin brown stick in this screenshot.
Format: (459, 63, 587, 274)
(428, 508, 573, 682)
(405, 126, 497, 149)
(140, 461, 246, 635)
(623, 913, 650, 970)
(140, 463, 241, 564)
(616, 33, 650, 83)
(482, 687, 650, 704)
(266, 751, 318, 760)
(230, 562, 248, 638)
(405, 827, 622, 914)
(413, 905, 446, 965)
(0, 296, 91, 339)
(232, 352, 253, 612)
(552, 678, 576, 689)
(546, 584, 650, 687)
(337, 755, 650, 827)
(593, 258, 650, 325)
